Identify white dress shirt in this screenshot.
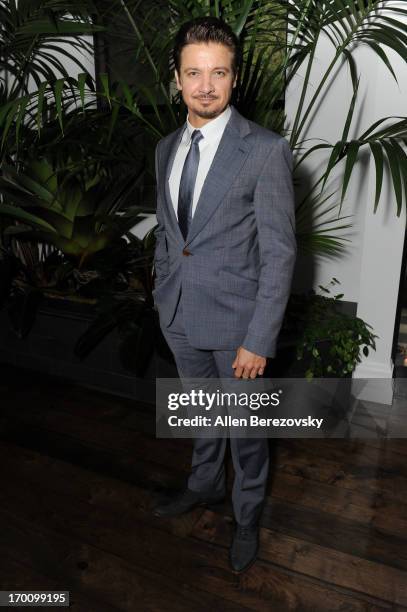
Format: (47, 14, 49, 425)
(169, 104, 232, 219)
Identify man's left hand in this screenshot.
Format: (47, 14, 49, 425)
(232, 347, 267, 379)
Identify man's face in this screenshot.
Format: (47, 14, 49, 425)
(175, 41, 237, 126)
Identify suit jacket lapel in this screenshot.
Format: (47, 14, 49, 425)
(162, 105, 253, 246)
(163, 126, 185, 244)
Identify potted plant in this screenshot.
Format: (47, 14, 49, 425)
(271, 279, 378, 379)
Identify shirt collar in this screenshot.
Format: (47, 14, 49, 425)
(184, 104, 232, 145)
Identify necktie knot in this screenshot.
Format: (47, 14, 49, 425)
(190, 129, 203, 146)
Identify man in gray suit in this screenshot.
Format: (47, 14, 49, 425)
(152, 16, 297, 572)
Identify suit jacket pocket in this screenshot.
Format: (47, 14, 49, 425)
(218, 269, 258, 299)
(152, 271, 171, 297)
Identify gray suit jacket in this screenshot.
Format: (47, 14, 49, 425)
(152, 104, 297, 358)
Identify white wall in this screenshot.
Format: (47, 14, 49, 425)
(285, 3, 407, 385)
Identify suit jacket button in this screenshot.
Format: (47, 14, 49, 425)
(182, 248, 191, 256)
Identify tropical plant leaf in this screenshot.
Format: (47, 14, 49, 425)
(0, 203, 58, 232)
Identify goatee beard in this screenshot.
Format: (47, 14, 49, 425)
(195, 109, 219, 118)
(193, 101, 228, 119)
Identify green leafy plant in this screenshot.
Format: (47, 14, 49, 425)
(0, 227, 157, 342)
(0, 154, 150, 266)
(0, 0, 100, 94)
(283, 278, 378, 379)
(0, 135, 153, 340)
(0, 0, 102, 160)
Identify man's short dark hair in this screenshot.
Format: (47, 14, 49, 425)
(173, 16, 241, 78)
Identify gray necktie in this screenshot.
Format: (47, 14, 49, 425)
(177, 129, 204, 240)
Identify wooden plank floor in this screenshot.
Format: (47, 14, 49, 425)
(0, 363, 407, 611)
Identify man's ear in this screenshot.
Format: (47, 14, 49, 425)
(174, 69, 182, 90)
(233, 73, 237, 88)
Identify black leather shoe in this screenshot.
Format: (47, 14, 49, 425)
(229, 522, 259, 573)
(153, 487, 225, 518)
